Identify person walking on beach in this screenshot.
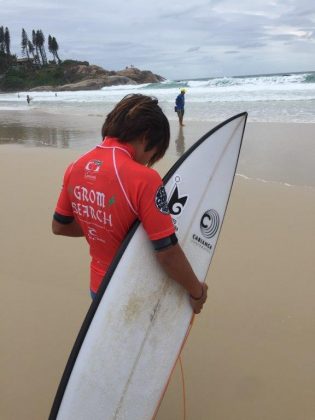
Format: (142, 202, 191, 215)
(52, 94, 207, 314)
(175, 88, 186, 126)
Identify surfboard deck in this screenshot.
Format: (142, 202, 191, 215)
(49, 113, 247, 420)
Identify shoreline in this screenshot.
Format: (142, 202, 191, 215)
(1, 111, 314, 188)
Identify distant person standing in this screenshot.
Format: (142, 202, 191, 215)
(175, 88, 186, 126)
(26, 95, 31, 104)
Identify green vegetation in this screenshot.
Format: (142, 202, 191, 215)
(1, 65, 66, 90)
(0, 25, 69, 92)
(0, 60, 94, 91)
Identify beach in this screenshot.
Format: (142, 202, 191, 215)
(0, 106, 315, 420)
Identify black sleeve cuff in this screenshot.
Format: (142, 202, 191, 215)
(53, 212, 74, 224)
(152, 233, 178, 251)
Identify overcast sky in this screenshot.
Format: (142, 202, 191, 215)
(1, 0, 314, 79)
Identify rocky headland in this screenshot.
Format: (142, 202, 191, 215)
(0, 60, 165, 92)
(29, 63, 164, 92)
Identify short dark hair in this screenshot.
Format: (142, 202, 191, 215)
(102, 94, 170, 165)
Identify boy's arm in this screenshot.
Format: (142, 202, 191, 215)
(155, 243, 208, 314)
(52, 218, 84, 237)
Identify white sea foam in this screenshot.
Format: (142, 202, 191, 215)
(236, 173, 315, 191)
(1, 71, 315, 122)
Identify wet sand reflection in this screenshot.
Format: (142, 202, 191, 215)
(175, 126, 185, 157)
(0, 124, 74, 148)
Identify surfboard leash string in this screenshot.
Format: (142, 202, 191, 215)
(178, 356, 187, 420)
(178, 314, 195, 420)
(152, 315, 195, 420)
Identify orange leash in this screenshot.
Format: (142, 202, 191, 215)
(153, 315, 195, 420)
(179, 355, 187, 420)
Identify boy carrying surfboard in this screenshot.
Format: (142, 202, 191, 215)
(52, 94, 207, 313)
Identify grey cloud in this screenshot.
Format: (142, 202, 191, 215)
(1, 0, 314, 79)
(240, 42, 267, 49)
(186, 47, 201, 52)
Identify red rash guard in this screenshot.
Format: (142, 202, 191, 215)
(55, 137, 175, 292)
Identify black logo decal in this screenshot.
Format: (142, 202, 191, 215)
(168, 183, 188, 216)
(155, 186, 170, 214)
(200, 209, 220, 238)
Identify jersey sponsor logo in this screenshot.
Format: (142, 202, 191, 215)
(84, 160, 103, 180)
(87, 226, 106, 244)
(72, 202, 112, 226)
(73, 185, 106, 207)
(71, 185, 113, 226)
(155, 185, 170, 214)
(85, 160, 103, 172)
(88, 227, 98, 237)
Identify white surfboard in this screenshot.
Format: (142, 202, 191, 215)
(49, 113, 247, 420)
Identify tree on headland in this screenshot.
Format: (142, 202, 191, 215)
(0, 26, 5, 54)
(48, 35, 61, 64)
(28, 40, 35, 61)
(4, 27, 10, 55)
(0, 26, 12, 59)
(5, 26, 63, 68)
(1, 25, 68, 91)
(48, 35, 53, 60)
(0, 26, 14, 73)
(21, 28, 29, 59)
(36, 30, 47, 65)
(32, 29, 44, 65)
(32, 30, 39, 64)
(21, 29, 39, 63)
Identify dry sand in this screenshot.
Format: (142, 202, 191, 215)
(0, 116, 315, 420)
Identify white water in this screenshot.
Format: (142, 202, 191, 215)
(1, 71, 315, 123)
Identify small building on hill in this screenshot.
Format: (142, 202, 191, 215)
(16, 58, 36, 68)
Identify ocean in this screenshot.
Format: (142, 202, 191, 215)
(0, 71, 315, 123)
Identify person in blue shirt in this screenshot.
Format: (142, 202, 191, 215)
(175, 89, 186, 126)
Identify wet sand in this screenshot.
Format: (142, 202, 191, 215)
(0, 115, 315, 420)
(1, 108, 315, 186)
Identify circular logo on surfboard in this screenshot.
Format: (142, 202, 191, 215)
(200, 209, 220, 238)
